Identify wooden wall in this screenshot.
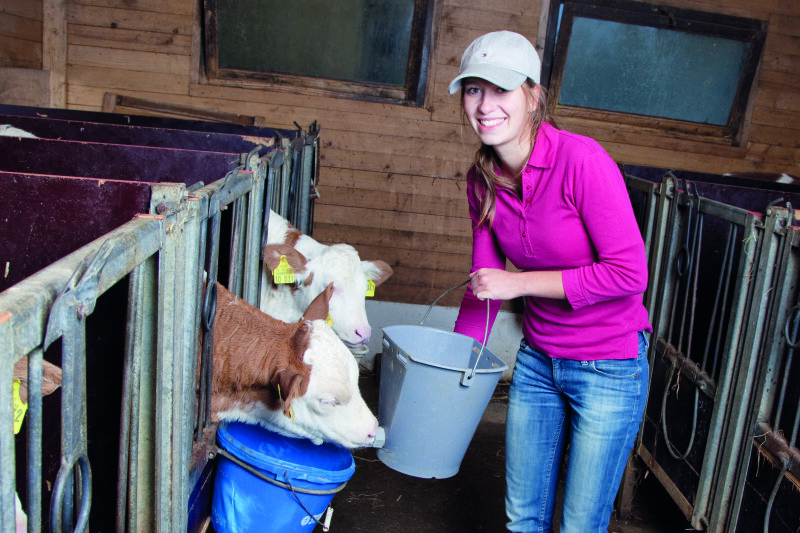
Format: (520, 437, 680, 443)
(0, 0, 41, 69)
(1, 0, 799, 308)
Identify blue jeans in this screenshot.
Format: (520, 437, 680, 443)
(505, 332, 649, 533)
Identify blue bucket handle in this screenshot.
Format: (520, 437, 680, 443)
(419, 280, 491, 388)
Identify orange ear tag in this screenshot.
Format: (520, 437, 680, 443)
(273, 255, 295, 284)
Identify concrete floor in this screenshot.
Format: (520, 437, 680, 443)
(317, 368, 695, 533)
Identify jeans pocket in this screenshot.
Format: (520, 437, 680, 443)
(588, 357, 641, 379)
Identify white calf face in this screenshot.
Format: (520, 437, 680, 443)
(301, 244, 374, 348)
(291, 321, 378, 448)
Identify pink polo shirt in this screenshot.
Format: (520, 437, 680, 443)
(454, 122, 651, 360)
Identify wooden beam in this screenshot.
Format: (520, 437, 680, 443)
(42, 0, 66, 107)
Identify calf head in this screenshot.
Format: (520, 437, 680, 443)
(211, 282, 378, 448)
(263, 242, 393, 348)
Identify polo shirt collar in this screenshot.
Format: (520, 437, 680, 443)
(527, 121, 558, 170)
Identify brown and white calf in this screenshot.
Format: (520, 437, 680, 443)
(210, 281, 378, 449)
(259, 210, 393, 351)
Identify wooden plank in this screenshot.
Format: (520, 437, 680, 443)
(312, 222, 471, 256)
(43, 0, 66, 107)
(0, 11, 41, 41)
(602, 139, 777, 175)
(68, 64, 188, 96)
(67, 3, 192, 35)
(192, 83, 473, 143)
(188, 82, 433, 122)
(750, 105, 800, 130)
(440, 5, 539, 34)
(316, 185, 467, 219)
(757, 68, 800, 91)
(754, 87, 800, 114)
(0, 35, 41, 70)
(320, 166, 469, 202)
(657, 0, 771, 19)
(321, 145, 468, 179)
(0, 0, 42, 20)
(72, 0, 193, 17)
(351, 241, 470, 272)
(744, 142, 798, 166)
(321, 127, 473, 163)
(769, 13, 800, 37)
(68, 44, 191, 76)
(314, 204, 471, 238)
(0, 67, 50, 107)
(445, 0, 543, 16)
(69, 24, 192, 56)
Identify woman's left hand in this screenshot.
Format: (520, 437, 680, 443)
(469, 268, 566, 301)
(469, 268, 523, 301)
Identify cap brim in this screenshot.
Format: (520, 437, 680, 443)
(448, 67, 528, 95)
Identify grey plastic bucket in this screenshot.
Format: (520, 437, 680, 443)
(376, 324, 507, 478)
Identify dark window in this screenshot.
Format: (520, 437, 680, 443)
(203, 0, 436, 106)
(542, 0, 766, 143)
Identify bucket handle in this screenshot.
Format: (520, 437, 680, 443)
(214, 447, 345, 530)
(420, 279, 491, 387)
(214, 447, 349, 495)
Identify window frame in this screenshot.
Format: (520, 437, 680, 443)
(541, 0, 766, 144)
(202, 0, 437, 106)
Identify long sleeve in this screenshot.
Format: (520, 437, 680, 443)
(454, 174, 504, 343)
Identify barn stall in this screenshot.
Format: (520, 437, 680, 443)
(1, 0, 800, 531)
(0, 104, 319, 532)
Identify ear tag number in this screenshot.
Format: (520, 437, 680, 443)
(366, 280, 376, 297)
(13, 380, 27, 435)
(273, 255, 295, 284)
(326, 313, 334, 327)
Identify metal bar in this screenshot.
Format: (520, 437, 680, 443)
(243, 163, 266, 306)
(26, 348, 44, 533)
(694, 211, 763, 530)
(0, 216, 164, 357)
(0, 314, 16, 533)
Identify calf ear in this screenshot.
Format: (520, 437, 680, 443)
(270, 369, 305, 417)
(41, 360, 63, 397)
(12, 357, 63, 404)
(362, 260, 393, 287)
(263, 244, 309, 276)
(302, 283, 333, 322)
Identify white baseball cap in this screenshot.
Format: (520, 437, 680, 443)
(448, 31, 541, 95)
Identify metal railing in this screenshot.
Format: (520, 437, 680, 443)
(0, 128, 319, 532)
(624, 170, 799, 532)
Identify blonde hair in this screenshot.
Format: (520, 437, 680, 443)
(465, 80, 555, 228)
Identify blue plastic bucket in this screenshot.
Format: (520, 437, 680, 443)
(377, 325, 508, 479)
(211, 421, 355, 533)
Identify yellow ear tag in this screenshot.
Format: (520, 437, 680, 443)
(366, 280, 376, 297)
(326, 313, 334, 328)
(276, 383, 295, 423)
(13, 380, 27, 435)
(273, 255, 295, 285)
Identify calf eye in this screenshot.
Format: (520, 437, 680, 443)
(319, 396, 341, 408)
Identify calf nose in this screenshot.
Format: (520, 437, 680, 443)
(355, 325, 372, 344)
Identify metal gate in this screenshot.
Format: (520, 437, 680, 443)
(623, 169, 799, 532)
(0, 121, 319, 532)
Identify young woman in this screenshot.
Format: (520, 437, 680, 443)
(450, 31, 652, 533)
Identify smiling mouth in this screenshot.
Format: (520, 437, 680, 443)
(479, 118, 505, 127)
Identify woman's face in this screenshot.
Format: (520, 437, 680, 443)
(462, 78, 533, 157)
